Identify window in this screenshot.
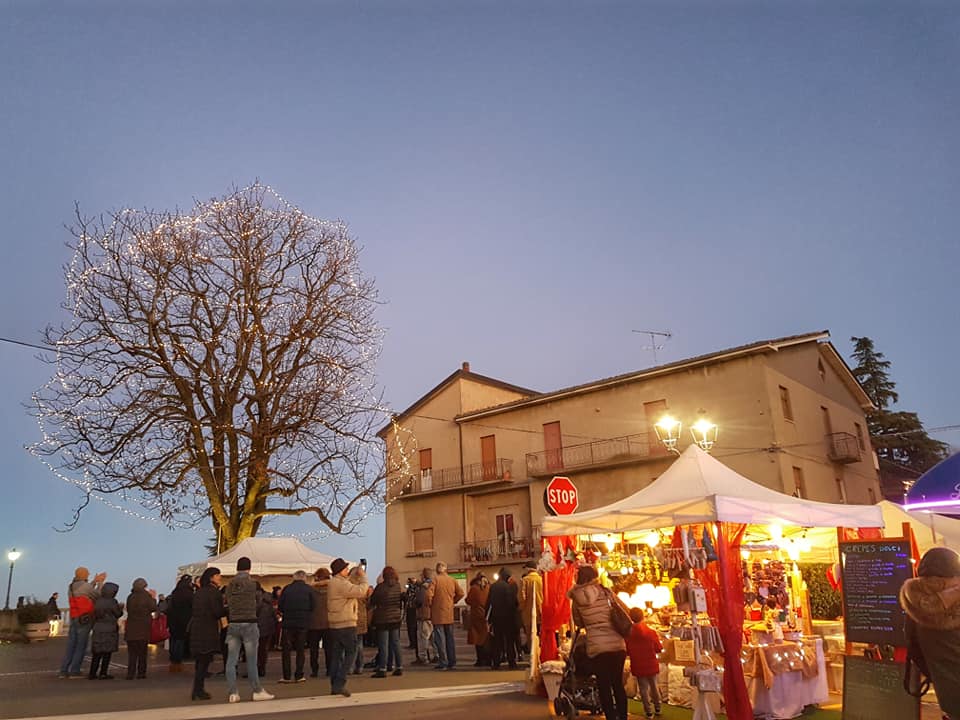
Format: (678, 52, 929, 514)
(412, 527, 434, 553)
(854, 422, 866, 451)
(818, 359, 826, 381)
(419, 448, 433, 491)
(779, 386, 794, 422)
(820, 406, 833, 436)
(496, 513, 515, 555)
(792, 466, 806, 498)
(544, 421, 563, 471)
(481, 435, 497, 481)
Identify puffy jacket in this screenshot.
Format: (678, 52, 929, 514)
(68, 578, 101, 620)
(165, 583, 194, 638)
(310, 580, 329, 630)
(278, 579, 315, 629)
(327, 575, 368, 629)
(351, 573, 370, 634)
(91, 583, 123, 654)
(901, 575, 960, 717)
(225, 571, 258, 623)
(568, 580, 626, 657)
(627, 621, 662, 676)
(426, 573, 463, 625)
(370, 580, 404, 628)
(257, 594, 277, 637)
(124, 582, 157, 642)
(415, 579, 433, 621)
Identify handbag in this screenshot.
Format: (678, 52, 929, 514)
(150, 614, 170, 644)
(603, 586, 633, 639)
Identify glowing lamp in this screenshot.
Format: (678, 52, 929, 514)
(690, 417, 718, 452)
(654, 415, 682, 454)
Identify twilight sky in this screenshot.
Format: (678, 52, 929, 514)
(1, 1, 958, 602)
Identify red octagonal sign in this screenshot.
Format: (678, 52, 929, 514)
(546, 476, 579, 515)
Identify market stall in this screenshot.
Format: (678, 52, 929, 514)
(540, 444, 884, 720)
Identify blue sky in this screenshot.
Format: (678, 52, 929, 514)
(1, 1, 958, 601)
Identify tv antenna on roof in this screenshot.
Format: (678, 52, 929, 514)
(632, 330, 672, 366)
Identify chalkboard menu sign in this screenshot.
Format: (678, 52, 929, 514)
(839, 539, 913, 646)
(842, 656, 919, 720)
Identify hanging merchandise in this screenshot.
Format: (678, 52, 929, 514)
(538, 546, 559, 573)
(702, 526, 718, 562)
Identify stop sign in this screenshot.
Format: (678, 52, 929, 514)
(546, 476, 579, 515)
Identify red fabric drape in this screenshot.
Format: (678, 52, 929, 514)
(539, 535, 577, 661)
(715, 521, 752, 720)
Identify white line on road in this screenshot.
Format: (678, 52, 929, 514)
(3, 682, 524, 720)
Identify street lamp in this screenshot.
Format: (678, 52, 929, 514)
(5, 548, 21, 611)
(655, 414, 719, 454)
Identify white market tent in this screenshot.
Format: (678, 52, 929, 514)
(799, 500, 960, 563)
(177, 537, 354, 580)
(541, 444, 884, 536)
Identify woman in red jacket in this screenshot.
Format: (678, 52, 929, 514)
(626, 607, 663, 719)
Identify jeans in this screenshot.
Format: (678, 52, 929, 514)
(307, 629, 330, 676)
(169, 636, 186, 664)
(353, 632, 365, 672)
(433, 624, 456, 667)
(225, 623, 263, 695)
(593, 650, 628, 720)
(376, 627, 402, 671)
(281, 626, 307, 680)
(417, 619, 434, 661)
(60, 618, 92, 675)
(327, 626, 358, 693)
(636, 674, 661, 716)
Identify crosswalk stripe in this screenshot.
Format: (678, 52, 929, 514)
(2, 681, 524, 720)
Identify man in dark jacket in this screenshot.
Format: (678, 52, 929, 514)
(486, 567, 520, 670)
(165, 575, 194, 672)
(278, 571, 315, 683)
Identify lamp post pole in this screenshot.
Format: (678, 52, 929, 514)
(4, 549, 20, 611)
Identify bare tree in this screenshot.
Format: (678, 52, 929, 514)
(32, 183, 406, 549)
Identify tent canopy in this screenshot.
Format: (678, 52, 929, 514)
(541, 444, 884, 536)
(905, 452, 960, 511)
(178, 537, 354, 579)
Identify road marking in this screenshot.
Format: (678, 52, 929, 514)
(2, 681, 524, 720)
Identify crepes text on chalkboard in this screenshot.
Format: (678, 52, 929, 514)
(839, 539, 913, 646)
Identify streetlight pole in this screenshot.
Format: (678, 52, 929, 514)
(5, 548, 21, 611)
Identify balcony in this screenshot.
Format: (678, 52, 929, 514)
(460, 530, 541, 566)
(525, 431, 661, 477)
(392, 458, 514, 498)
(826, 432, 862, 464)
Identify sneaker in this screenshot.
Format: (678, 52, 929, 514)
(371, 670, 387, 678)
(278, 678, 295, 683)
(392, 668, 403, 676)
(228, 694, 240, 704)
(252, 690, 275, 702)
(295, 677, 305, 683)
(192, 691, 211, 701)
(331, 688, 351, 697)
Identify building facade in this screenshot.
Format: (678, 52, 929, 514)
(380, 332, 881, 581)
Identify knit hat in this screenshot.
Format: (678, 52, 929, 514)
(74, 566, 90, 580)
(331, 558, 348, 576)
(524, 560, 538, 569)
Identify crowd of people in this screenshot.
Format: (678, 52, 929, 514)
(51, 556, 547, 704)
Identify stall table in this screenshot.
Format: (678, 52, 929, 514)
(742, 637, 828, 719)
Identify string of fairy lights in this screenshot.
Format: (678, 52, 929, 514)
(24, 182, 418, 542)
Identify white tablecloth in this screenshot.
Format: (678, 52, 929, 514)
(747, 638, 829, 719)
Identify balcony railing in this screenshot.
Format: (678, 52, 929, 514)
(392, 458, 514, 498)
(826, 432, 862, 464)
(460, 531, 541, 565)
(526, 431, 661, 477)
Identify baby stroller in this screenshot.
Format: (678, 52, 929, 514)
(553, 631, 603, 718)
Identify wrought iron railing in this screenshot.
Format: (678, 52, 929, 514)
(826, 432, 861, 464)
(460, 531, 540, 565)
(526, 431, 660, 477)
(391, 458, 514, 497)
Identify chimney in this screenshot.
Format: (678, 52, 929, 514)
(461, 361, 471, 373)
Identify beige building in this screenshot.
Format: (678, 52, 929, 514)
(380, 331, 881, 581)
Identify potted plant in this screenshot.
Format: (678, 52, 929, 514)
(17, 602, 51, 641)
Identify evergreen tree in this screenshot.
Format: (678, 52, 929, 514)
(849, 336, 949, 501)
